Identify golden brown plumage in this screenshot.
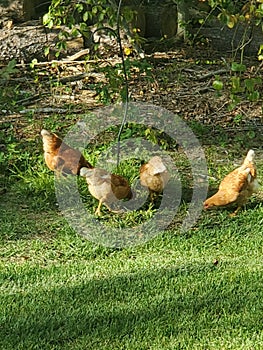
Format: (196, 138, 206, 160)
(140, 156, 170, 199)
(204, 150, 259, 215)
(41, 129, 92, 175)
(80, 167, 132, 216)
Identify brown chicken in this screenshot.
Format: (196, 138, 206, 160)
(204, 149, 259, 216)
(140, 156, 170, 199)
(80, 167, 133, 216)
(41, 129, 92, 175)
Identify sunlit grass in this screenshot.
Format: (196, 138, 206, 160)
(0, 118, 262, 349)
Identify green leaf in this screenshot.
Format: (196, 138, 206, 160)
(79, 22, 88, 32)
(226, 15, 237, 28)
(92, 6, 98, 15)
(76, 3, 84, 13)
(47, 19, 54, 29)
(231, 76, 243, 93)
(244, 78, 254, 92)
(258, 44, 263, 60)
(71, 28, 79, 37)
(83, 11, 89, 22)
(247, 130, 255, 139)
(44, 46, 50, 57)
(98, 12, 105, 21)
(7, 59, 17, 70)
(43, 13, 51, 26)
(248, 91, 260, 102)
(212, 79, 224, 90)
(53, 0, 61, 8)
(30, 59, 38, 69)
(231, 62, 246, 72)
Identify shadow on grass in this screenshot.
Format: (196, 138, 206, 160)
(1, 263, 263, 349)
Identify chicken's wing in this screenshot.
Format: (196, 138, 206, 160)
(140, 156, 170, 199)
(41, 129, 92, 175)
(80, 167, 132, 216)
(204, 149, 259, 215)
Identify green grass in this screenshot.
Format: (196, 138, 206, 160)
(0, 121, 263, 349)
(1, 199, 263, 349)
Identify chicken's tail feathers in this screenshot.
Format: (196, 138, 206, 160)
(149, 156, 167, 174)
(41, 129, 59, 140)
(41, 129, 51, 137)
(244, 149, 255, 163)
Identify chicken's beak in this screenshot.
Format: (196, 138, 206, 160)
(203, 202, 215, 210)
(203, 202, 209, 210)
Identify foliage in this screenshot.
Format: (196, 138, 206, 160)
(0, 60, 21, 110)
(43, 0, 138, 58)
(41, 0, 151, 103)
(204, 0, 263, 59)
(0, 59, 18, 80)
(211, 61, 262, 109)
(189, 1, 263, 108)
(208, 0, 263, 29)
(185, 0, 263, 63)
(91, 58, 153, 103)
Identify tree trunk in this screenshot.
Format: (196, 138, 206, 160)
(23, 0, 50, 20)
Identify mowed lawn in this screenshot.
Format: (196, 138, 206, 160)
(1, 163, 263, 350)
(1, 24, 263, 346)
(0, 116, 263, 349)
